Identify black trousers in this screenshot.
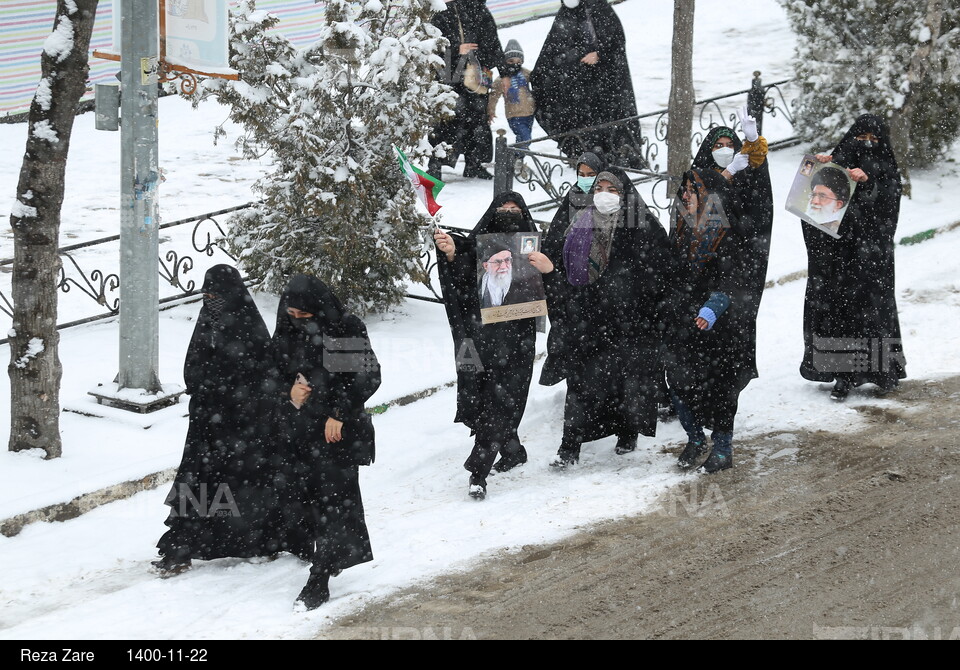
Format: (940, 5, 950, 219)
(462, 370, 526, 478)
(431, 88, 492, 167)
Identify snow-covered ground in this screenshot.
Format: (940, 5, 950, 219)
(2, 0, 959, 639)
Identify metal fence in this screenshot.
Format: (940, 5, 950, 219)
(0, 73, 799, 342)
(494, 72, 799, 222)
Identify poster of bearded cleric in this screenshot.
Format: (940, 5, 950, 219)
(476, 233, 547, 324)
(785, 155, 858, 238)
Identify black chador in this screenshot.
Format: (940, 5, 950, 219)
(691, 126, 773, 384)
(270, 274, 381, 610)
(436, 192, 538, 496)
(664, 168, 751, 473)
(155, 265, 276, 573)
(429, 0, 504, 178)
(531, 0, 643, 167)
(539, 167, 671, 464)
(800, 114, 906, 395)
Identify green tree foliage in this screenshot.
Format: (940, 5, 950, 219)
(192, 0, 455, 313)
(782, 0, 960, 168)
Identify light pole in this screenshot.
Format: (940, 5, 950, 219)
(116, 0, 161, 393)
(90, 0, 181, 412)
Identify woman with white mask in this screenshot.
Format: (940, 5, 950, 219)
(531, 168, 671, 468)
(687, 107, 773, 399)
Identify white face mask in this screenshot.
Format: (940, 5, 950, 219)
(593, 191, 621, 214)
(712, 147, 735, 168)
(562, 0, 580, 8)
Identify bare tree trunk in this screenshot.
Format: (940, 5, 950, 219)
(890, 0, 943, 196)
(8, 0, 100, 458)
(667, 0, 696, 195)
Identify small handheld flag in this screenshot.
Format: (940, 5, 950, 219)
(394, 146, 445, 217)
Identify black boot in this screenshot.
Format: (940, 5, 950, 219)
(677, 439, 707, 469)
(614, 434, 638, 455)
(295, 570, 331, 611)
(550, 438, 581, 469)
(830, 378, 850, 401)
(151, 553, 192, 578)
(492, 441, 528, 473)
(700, 450, 733, 473)
(700, 432, 733, 474)
(468, 474, 487, 500)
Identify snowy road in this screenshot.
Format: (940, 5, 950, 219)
(2, 0, 960, 639)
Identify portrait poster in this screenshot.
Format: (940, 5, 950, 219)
(476, 232, 547, 325)
(785, 154, 857, 239)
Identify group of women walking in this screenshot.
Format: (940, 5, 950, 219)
(155, 109, 906, 610)
(434, 110, 905, 496)
(154, 270, 380, 611)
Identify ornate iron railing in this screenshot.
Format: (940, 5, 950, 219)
(495, 73, 800, 222)
(0, 204, 252, 345)
(0, 74, 799, 341)
(0, 205, 477, 343)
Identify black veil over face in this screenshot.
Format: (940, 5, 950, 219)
(470, 190, 538, 239)
(831, 113, 901, 186)
(272, 274, 348, 379)
(184, 264, 270, 394)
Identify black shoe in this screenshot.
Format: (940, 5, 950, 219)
(295, 573, 331, 611)
(614, 435, 638, 455)
(492, 445, 528, 473)
(468, 474, 487, 500)
(549, 451, 579, 469)
(151, 555, 191, 578)
(677, 439, 707, 469)
(875, 379, 900, 397)
(463, 164, 494, 180)
(700, 449, 732, 474)
(830, 379, 850, 401)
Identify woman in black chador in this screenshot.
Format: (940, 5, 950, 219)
(433, 192, 538, 500)
(154, 265, 276, 576)
(270, 274, 380, 610)
(429, 0, 504, 180)
(665, 169, 750, 473)
(800, 114, 906, 401)
(531, 0, 643, 167)
(533, 167, 671, 466)
(689, 109, 773, 400)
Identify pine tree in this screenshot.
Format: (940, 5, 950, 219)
(191, 0, 455, 313)
(782, 0, 960, 170)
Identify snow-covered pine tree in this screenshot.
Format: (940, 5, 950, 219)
(191, 0, 455, 313)
(782, 0, 960, 170)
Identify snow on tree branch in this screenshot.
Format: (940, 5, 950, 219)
(187, 0, 455, 313)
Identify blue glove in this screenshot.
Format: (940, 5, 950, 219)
(698, 292, 730, 330)
(698, 307, 718, 330)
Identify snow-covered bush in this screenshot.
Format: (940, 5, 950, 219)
(782, 0, 960, 167)
(192, 0, 455, 313)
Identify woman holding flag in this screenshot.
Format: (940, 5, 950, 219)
(433, 193, 539, 500)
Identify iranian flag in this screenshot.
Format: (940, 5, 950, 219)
(394, 146, 445, 216)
